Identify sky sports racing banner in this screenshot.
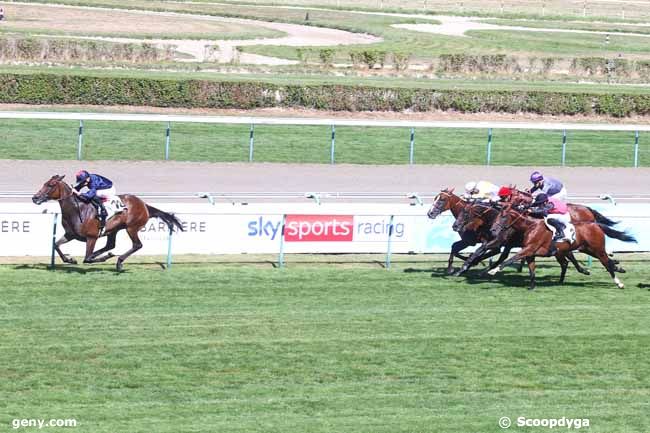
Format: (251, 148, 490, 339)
(0, 202, 647, 256)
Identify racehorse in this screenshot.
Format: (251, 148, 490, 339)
(427, 188, 481, 274)
(32, 175, 184, 271)
(451, 201, 526, 275)
(453, 201, 591, 279)
(487, 204, 636, 290)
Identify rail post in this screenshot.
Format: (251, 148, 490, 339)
(634, 130, 639, 167)
(278, 214, 286, 268)
(385, 215, 395, 270)
(166, 226, 173, 270)
(330, 125, 336, 164)
(49, 213, 58, 270)
(249, 123, 255, 162)
(409, 128, 415, 165)
(561, 129, 567, 166)
(165, 121, 171, 161)
(486, 128, 493, 166)
(77, 120, 84, 160)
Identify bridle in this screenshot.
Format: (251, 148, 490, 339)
(492, 207, 526, 235)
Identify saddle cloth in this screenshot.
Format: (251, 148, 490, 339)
(544, 217, 576, 243)
(100, 195, 127, 219)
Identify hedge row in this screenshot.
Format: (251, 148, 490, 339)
(1, 73, 649, 117)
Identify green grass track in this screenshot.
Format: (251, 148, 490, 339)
(1, 254, 649, 432)
(0, 118, 647, 166)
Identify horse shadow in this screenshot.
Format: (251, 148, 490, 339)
(405, 264, 618, 290)
(13, 264, 122, 274)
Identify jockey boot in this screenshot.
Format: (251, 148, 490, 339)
(546, 219, 565, 256)
(92, 197, 108, 228)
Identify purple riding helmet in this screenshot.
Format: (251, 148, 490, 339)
(530, 171, 544, 183)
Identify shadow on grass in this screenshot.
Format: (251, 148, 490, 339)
(13, 264, 122, 274)
(404, 264, 619, 290)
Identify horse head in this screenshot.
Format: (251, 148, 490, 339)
(491, 203, 523, 239)
(427, 187, 455, 219)
(32, 175, 68, 205)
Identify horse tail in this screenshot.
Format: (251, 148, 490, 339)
(146, 204, 184, 232)
(598, 223, 637, 243)
(588, 207, 619, 227)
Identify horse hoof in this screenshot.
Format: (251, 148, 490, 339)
(116, 261, 124, 272)
(487, 268, 499, 276)
(446, 268, 455, 275)
(64, 256, 77, 265)
(528, 286, 536, 291)
(618, 283, 625, 289)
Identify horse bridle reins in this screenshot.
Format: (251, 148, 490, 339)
(493, 207, 526, 234)
(50, 181, 84, 224)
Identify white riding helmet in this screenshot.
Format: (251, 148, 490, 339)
(465, 181, 478, 194)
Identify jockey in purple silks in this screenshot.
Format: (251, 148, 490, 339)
(73, 170, 115, 227)
(528, 171, 567, 201)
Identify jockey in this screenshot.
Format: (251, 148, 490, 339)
(528, 193, 573, 248)
(73, 170, 115, 227)
(464, 180, 500, 202)
(528, 171, 568, 201)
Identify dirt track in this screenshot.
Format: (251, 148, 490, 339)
(5, 160, 648, 202)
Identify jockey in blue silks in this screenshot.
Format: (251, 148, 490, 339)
(73, 170, 115, 227)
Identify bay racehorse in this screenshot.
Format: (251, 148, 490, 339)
(427, 188, 477, 274)
(453, 201, 590, 279)
(487, 204, 636, 290)
(32, 175, 184, 271)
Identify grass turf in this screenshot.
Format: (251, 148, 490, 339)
(0, 254, 649, 432)
(0, 118, 647, 166)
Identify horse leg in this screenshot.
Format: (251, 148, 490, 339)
(480, 246, 511, 276)
(516, 259, 525, 273)
(82, 237, 99, 264)
(54, 233, 77, 265)
(555, 254, 569, 284)
(526, 257, 536, 290)
(116, 227, 143, 272)
(567, 252, 590, 275)
(587, 249, 624, 289)
(455, 244, 493, 276)
(89, 232, 118, 261)
(445, 239, 469, 275)
(487, 245, 537, 276)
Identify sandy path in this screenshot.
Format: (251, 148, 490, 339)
(392, 16, 650, 39)
(6, 161, 648, 202)
(16, 2, 380, 63)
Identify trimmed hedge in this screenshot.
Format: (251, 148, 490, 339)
(1, 73, 649, 117)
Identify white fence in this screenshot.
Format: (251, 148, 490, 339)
(1, 202, 648, 266)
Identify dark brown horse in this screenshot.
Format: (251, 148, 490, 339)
(32, 175, 184, 271)
(427, 188, 479, 274)
(451, 201, 526, 275)
(487, 204, 636, 290)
